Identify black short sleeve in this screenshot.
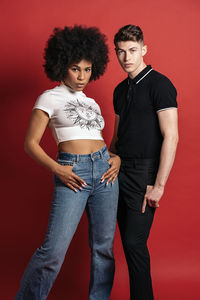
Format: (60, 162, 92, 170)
(153, 77, 177, 111)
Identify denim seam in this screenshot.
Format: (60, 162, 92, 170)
(87, 202, 97, 299)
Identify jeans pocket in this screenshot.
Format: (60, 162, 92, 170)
(54, 159, 77, 186)
(57, 159, 74, 167)
(102, 156, 111, 168)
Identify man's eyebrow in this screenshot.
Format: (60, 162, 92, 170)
(116, 46, 138, 51)
(115, 47, 125, 52)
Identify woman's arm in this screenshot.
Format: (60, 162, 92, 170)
(101, 115, 121, 184)
(109, 114, 120, 153)
(25, 109, 86, 191)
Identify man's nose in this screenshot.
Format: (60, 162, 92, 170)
(124, 51, 131, 61)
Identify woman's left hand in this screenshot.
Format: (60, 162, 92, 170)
(101, 155, 121, 185)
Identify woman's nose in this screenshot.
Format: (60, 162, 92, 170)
(78, 71, 85, 80)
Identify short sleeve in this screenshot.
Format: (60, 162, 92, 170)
(33, 91, 54, 118)
(95, 102, 102, 114)
(153, 77, 177, 112)
(113, 88, 120, 115)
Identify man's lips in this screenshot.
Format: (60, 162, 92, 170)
(123, 63, 133, 68)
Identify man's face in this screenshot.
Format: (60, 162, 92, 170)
(115, 40, 147, 78)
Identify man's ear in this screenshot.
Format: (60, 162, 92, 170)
(142, 45, 147, 56)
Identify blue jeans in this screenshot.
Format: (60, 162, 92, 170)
(15, 145, 119, 300)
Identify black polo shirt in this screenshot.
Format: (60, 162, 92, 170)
(113, 65, 177, 159)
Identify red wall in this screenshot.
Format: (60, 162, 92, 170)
(1, 0, 200, 299)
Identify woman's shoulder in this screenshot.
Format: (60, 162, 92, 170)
(37, 84, 73, 104)
(33, 85, 63, 117)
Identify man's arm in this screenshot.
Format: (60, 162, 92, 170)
(101, 115, 121, 184)
(142, 108, 178, 213)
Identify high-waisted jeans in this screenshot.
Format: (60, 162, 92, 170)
(15, 145, 119, 300)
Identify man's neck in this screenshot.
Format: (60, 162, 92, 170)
(128, 62, 147, 79)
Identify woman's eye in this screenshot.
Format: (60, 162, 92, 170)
(71, 68, 78, 71)
(85, 68, 91, 72)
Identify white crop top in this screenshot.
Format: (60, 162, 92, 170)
(33, 84, 105, 145)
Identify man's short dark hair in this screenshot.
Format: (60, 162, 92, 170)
(44, 25, 109, 82)
(114, 25, 144, 47)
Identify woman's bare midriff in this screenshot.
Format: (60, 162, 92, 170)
(58, 139, 106, 154)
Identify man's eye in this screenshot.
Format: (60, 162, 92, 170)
(117, 50, 123, 55)
(130, 49, 136, 53)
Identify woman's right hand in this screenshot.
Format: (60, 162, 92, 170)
(56, 165, 87, 192)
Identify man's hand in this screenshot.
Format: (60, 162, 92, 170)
(101, 155, 121, 185)
(142, 185, 164, 213)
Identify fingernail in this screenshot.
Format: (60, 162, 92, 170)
(106, 182, 109, 186)
(74, 189, 78, 193)
(101, 179, 104, 183)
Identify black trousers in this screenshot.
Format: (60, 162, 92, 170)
(118, 158, 159, 300)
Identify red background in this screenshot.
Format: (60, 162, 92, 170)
(1, 0, 200, 299)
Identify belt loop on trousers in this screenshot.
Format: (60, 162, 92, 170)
(99, 148, 103, 159)
(76, 155, 79, 163)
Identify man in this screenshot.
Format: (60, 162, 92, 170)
(101, 25, 178, 300)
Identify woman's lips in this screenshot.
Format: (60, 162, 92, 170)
(77, 83, 85, 88)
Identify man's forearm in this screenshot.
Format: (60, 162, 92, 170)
(154, 134, 178, 188)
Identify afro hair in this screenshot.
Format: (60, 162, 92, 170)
(43, 25, 109, 82)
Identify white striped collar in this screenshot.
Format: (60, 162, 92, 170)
(128, 65, 153, 85)
(136, 68, 153, 84)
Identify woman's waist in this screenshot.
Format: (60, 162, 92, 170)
(57, 143, 109, 162)
(58, 139, 105, 155)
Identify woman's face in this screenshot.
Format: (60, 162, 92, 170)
(64, 59, 92, 91)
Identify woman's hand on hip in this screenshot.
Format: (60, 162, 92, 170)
(56, 165, 87, 192)
(101, 155, 121, 185)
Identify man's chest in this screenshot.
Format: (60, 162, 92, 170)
(118, 87, 155, 117)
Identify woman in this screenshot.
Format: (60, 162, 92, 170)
(15, 26, 120, 300)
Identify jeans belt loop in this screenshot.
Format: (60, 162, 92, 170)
(99, 149, 103, 159)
